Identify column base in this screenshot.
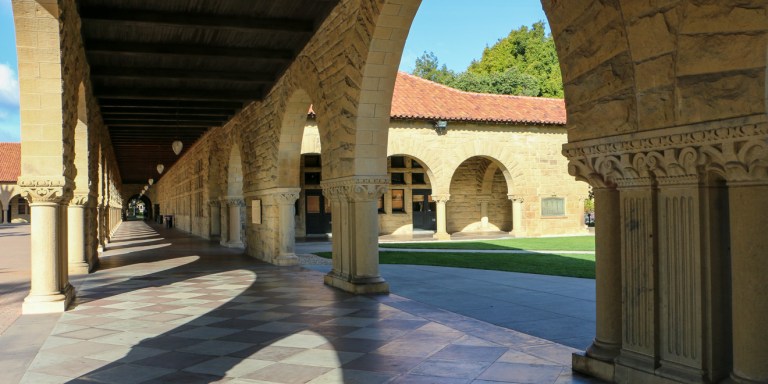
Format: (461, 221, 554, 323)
(508, 230, 527, 238)
(324, 272, 390, 294)
(572, 352, 615, 383)
(432, 232, 451, 240)
(274, 254, 299, 266)
(586, 339, 620, 362)
(68, 261, 91, 275)
(22, 284, 75, 314)
(224, 241, 245, 249)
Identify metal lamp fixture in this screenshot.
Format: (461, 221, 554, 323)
(172, 140, 183, 155)
(157, 164, 164, 174)
(433, 120, 448, 135)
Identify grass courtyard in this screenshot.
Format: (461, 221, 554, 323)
(315, 236, 597, 279)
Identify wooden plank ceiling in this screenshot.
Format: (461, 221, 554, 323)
(80, 0, 340, 184)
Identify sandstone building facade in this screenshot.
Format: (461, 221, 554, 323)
(10, 1, 768, 383)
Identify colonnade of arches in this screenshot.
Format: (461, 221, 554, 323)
(11, 0, 768, 382)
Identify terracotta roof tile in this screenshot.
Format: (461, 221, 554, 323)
(0, 143, 20, 183)
(391, 71, 565, 125)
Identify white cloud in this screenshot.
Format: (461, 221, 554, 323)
(0, 63, 20, 108)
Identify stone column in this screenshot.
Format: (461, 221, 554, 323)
(728, 182, 768, 383)
(432, 194, 450, 240)
(274, 189, 301, 266)
(19, 177, 75, 314)
(508, 195, 525, 237)
(219, 198, 229, 246)
(587, 186, 622, 361)
(322, 176, 389, 294)
(478, 195, 490, 230)
(209, 200, 221, 240)
(226, 198, 245, 248)
(614, 177, 659, 378)
(67, 194, 90, 274)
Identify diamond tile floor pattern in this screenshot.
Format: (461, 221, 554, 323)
(9, 221, 602, 383)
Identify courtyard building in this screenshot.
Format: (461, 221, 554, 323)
(8, 1, 768, 383)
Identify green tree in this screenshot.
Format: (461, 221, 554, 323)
(410, 22, 563, 98)
(468, 21, 563, 98)
(412, 51, 456, 84)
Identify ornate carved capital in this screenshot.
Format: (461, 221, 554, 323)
(563, 120, 768, 187)
(69, 192, 90, 207)
(258, 188, 301, 205)
(321, 176, 389, 203)
(507, 194, 524, 203)
(431, 194, 450, 203)
(18, 176, 72, 204)
(208, 200, 220, 207)
(226, 198, 245, 207)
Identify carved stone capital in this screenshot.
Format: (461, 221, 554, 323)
(507, 194, 524, 203)
(321, 176, 389, 202)
(225, 198, 245, 207)
(258, 188, 301, 205)
(18, 176, 72, 204)
(563, 120, 768, 187)
(208, 200, 220, 207)
(431, 194, 450, 203)
(69, 192, 90, 207)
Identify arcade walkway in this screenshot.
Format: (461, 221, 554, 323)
(1, 221, 600, 383)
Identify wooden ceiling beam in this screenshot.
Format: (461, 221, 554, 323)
(86, 40, 294, 61)
(91, 67, 275, 83)
(80, 7, 315, 34)
(100, 109, 233, 118)
(105, 120, 220, 127)
(95, 87, 259, 102)
(98, 99, 243, 109)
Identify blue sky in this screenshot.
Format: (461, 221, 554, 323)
(0, 0, 547, 143)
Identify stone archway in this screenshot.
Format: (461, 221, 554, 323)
(447, 156, 513, 236)
(221, 143, 245, 249)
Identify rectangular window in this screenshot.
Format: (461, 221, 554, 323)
(307, 196, 321, 213)
(392, 189, 405, 212)
(304, 172, 321, 185)
(391, 172, 405, 185)
(17, 198, 26, 215)
(411, 173, 426, 185)
(541, 197, 565, 217)
(390, 156, 405, 168)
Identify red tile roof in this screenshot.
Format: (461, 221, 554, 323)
(390, 71, 565, 125)
(0, 143, 20, 182)
(308, 72, 566, 125)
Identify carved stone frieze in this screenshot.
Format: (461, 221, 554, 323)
(18, 176, 73, 204)
(320, 176, 389, 202)
(564, 121, 768, 187)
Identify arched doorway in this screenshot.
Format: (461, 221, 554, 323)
(124, 194, 153, 221)
(8, 194, 30, 224)
(222, 144, 245, 249)
(447, 156, 512, 235)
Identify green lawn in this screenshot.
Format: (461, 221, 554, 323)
(314, 251, 595, 279)
(378, 235, 595, 252)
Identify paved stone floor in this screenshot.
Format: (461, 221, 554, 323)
(1, 221, 601, 383)
(0, 224, 31, 334)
